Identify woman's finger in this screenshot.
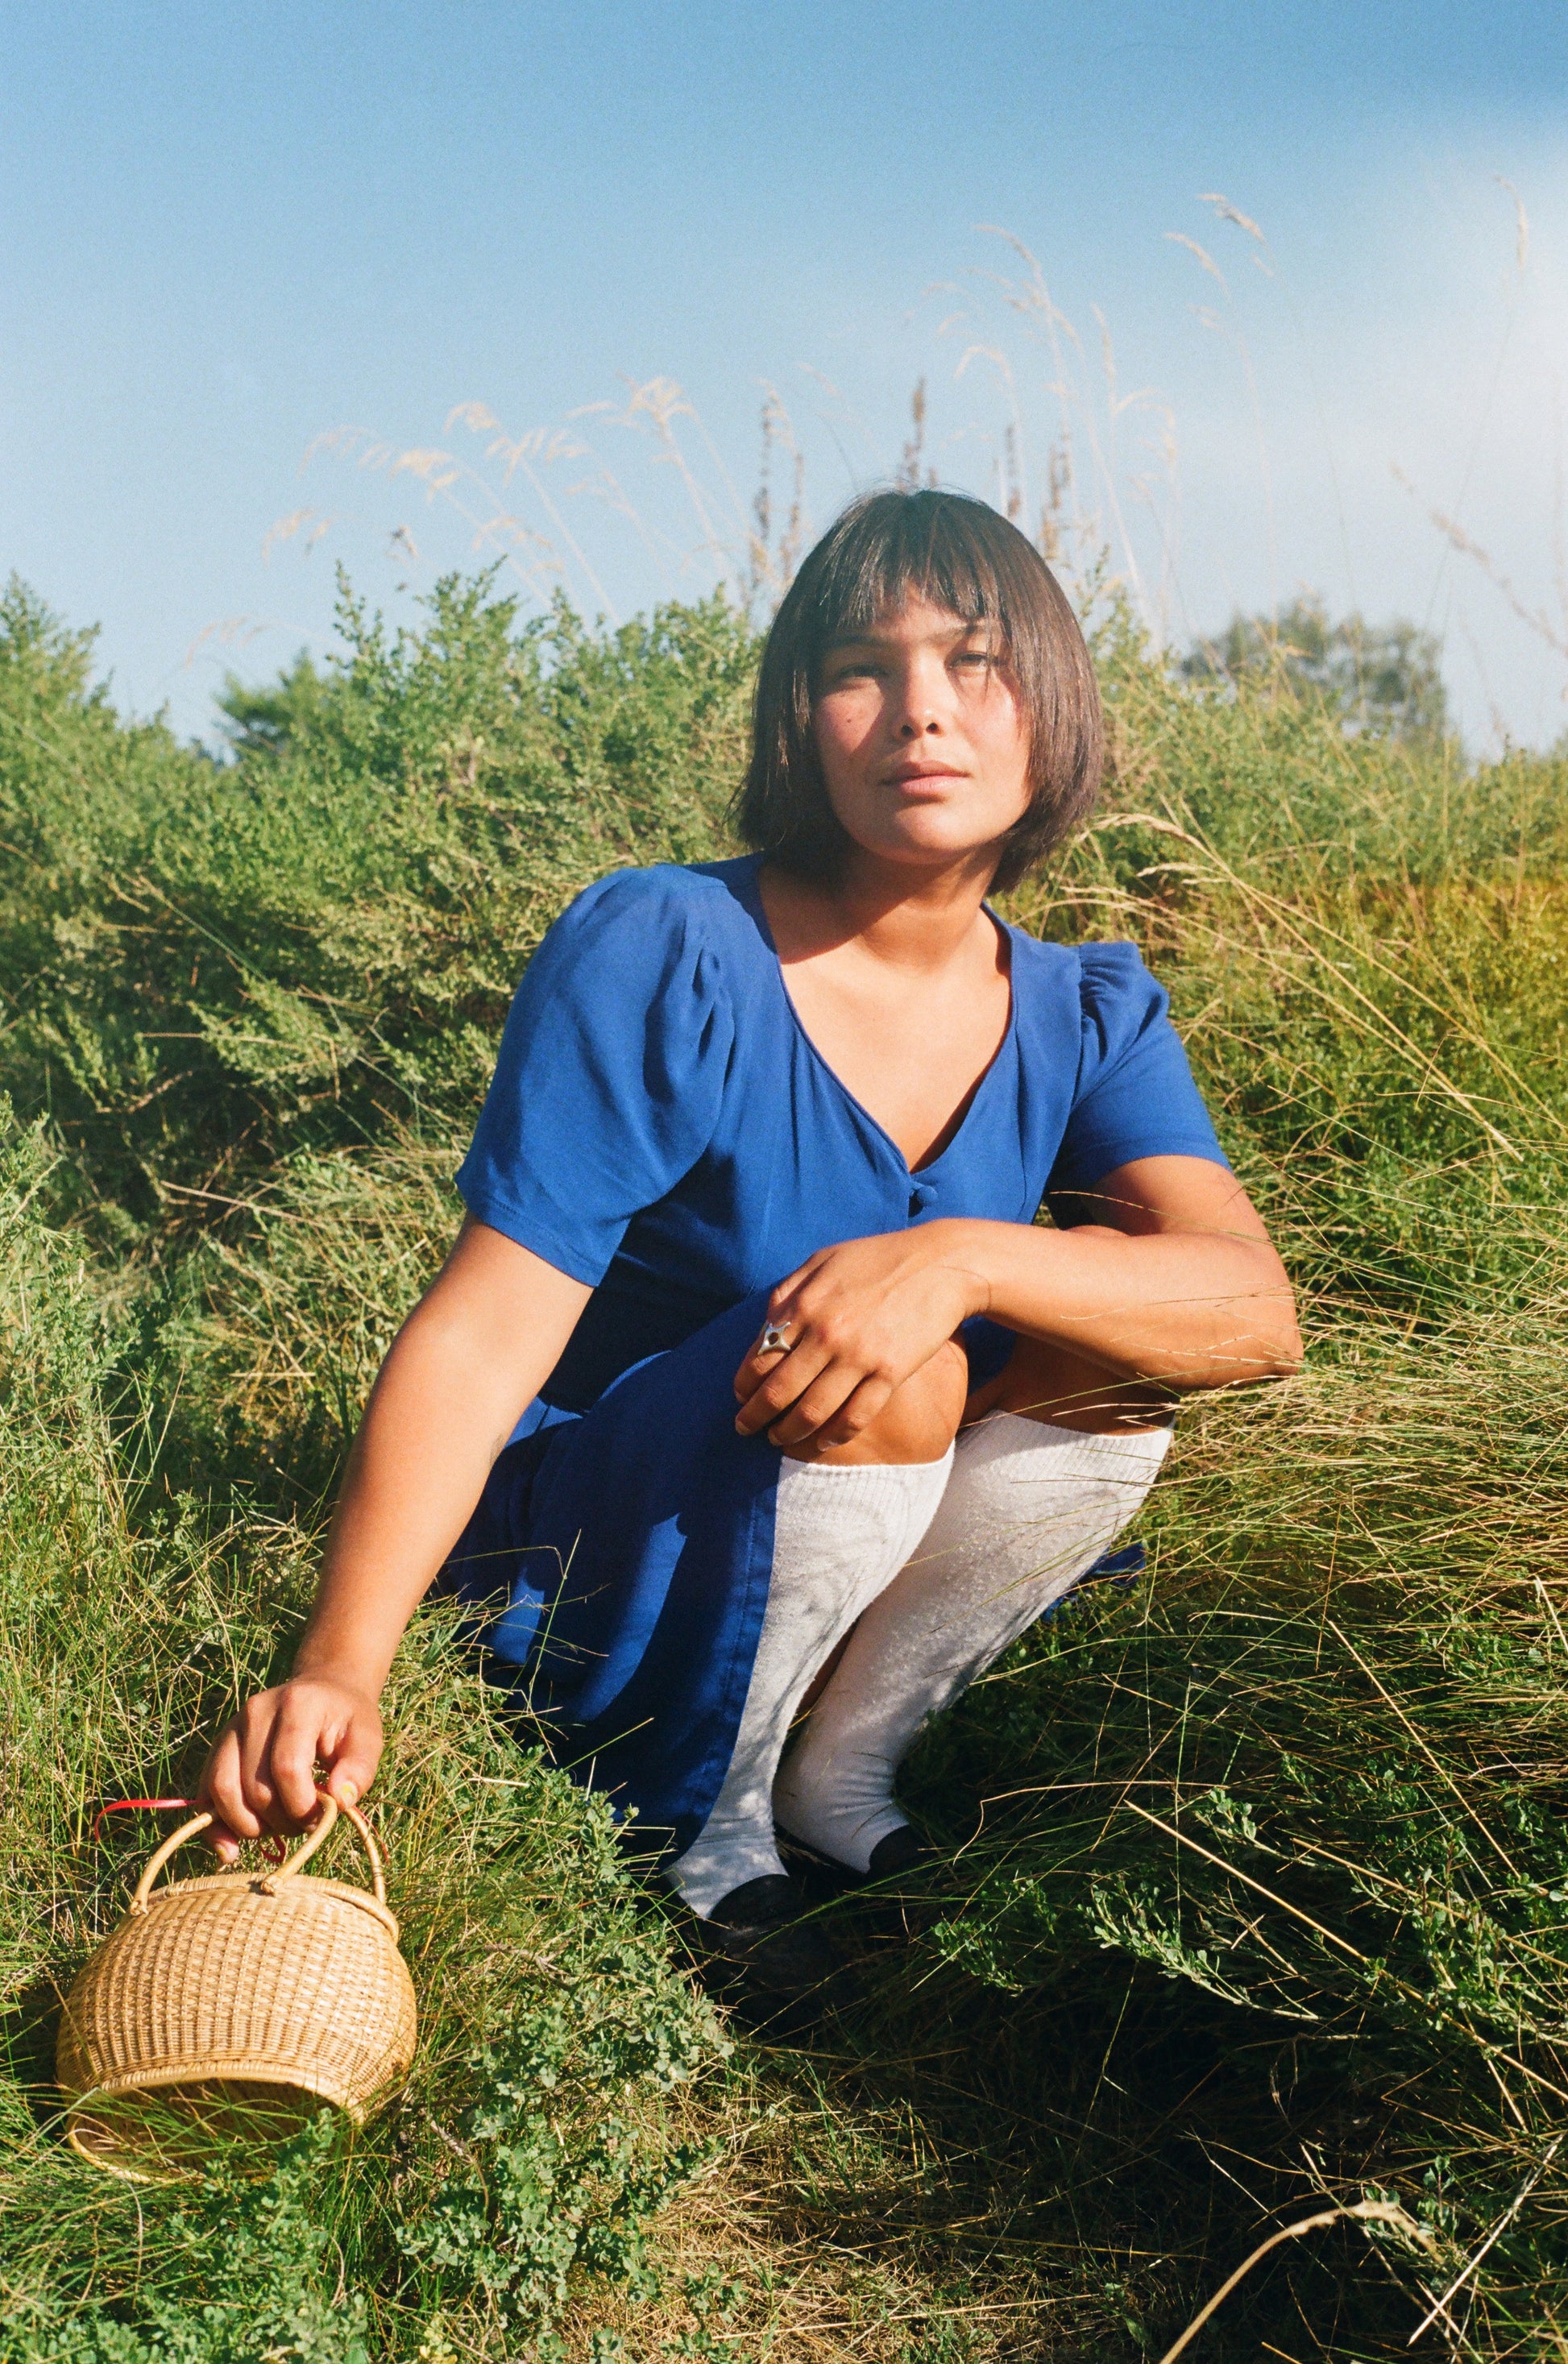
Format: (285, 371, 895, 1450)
(321, 1709, 382, 1809)
(201, 1727, 262, 1856)
(265, 1698, 332, 1827)
(732, 1345, 781, 1406)
(734, 1343, 815, 1408)
(796, 1372, 898, 1451)
(733, 1298, 813, 1403)
(734, 1336, 834, 1435)
(234, 1702, 284, 1829)
(765, 1363, 884, 1450)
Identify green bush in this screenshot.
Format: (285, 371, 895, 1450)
(0, 572, 752, 1238)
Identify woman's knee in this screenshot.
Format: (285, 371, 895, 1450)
(969, 1335, 1176, 1435)
(801, 1338, 969, 1466)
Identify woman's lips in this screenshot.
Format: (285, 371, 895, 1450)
(884, 768, 967, 794)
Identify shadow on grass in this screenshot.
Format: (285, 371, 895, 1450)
(653, 1865, 1434, 2362)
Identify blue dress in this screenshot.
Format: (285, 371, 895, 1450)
(446, 855, 1226, 1856)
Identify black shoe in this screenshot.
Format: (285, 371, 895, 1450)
(776, 1824, 944, 1959)
(861, 1825, 933, 1883)
(692, 1874, 844, 2030)
(777, 1822, 933, 1895)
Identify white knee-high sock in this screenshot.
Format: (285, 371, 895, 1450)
(773, 1414, 1171, 1873)
(668, 1449, 953, 1917)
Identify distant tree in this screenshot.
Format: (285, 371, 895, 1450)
(1184, 595, 1448, 743)
(217, 649, 329, 757)
(0, 573, 102, 707)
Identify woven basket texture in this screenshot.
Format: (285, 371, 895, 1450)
(57, 1802, 417, 2176)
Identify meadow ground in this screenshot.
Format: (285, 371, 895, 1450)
(0, 569, 1566, 2360)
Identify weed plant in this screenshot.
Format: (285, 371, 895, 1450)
(0, 567, 1565, 2358)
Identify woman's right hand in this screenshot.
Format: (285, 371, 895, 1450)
(197, 1678, 384, 1863)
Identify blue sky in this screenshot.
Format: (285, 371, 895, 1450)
(3, 0, 1566, 748)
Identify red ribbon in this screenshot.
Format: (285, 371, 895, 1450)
(92, 1797, 285, 1863)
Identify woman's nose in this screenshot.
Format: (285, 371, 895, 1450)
(892, 659, 948, 736)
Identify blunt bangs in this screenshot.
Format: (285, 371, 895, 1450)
(733, 488, 1104, 893)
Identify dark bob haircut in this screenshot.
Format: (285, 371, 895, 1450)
(732, 488, 1103, 894)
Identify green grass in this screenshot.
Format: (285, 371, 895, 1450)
(0, 565, 1566, 2358)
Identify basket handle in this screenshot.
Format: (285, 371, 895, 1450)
(131, 1792, 387, 1914)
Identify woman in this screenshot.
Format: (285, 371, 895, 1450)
(199, 491, 1300, 2004)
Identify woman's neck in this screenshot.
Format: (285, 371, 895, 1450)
(758, 848, 999, 975)
(755, 848, 1013, 1171)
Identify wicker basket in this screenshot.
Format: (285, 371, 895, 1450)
(57, 1794, 417, 2179)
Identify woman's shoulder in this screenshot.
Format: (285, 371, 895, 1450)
(552, 856, 764, 951)
(524, 859, 769, 1031)
(1067, 937, 1167, 1004)
(1007, 926, 1163, 1001)
(1006, 929, 1175, 1072)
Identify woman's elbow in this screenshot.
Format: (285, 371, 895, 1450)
(1229, 1242, 1301, 1384)
(1247, 1330, 1304, 1387)
(1214, 1287, 1303, 1389)
(1271, 1296, 1305, 1378)
(1258, 1256, 1304, 1378)
(1165, 1280, 1302, 1393)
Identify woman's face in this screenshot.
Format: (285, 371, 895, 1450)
(811, 597, 1032, 877)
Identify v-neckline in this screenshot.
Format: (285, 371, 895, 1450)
(733, 856, 1018, 1180)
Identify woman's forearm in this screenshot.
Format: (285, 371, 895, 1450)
(292, 1228, 591, 1696)
(291, 1320, 532, 1694)
(199, 1226, 589, 1848)
(736, 1160, 1299, 1452)
(940, 1209, 1300, 1389)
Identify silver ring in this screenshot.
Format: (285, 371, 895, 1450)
(757, 1321, 794, 1356)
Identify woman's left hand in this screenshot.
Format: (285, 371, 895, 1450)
(733, 1221, 989, 1450)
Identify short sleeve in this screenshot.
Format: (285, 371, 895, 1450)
(455, 868, 734, 1285)
(1046, 942, 1228, 1197)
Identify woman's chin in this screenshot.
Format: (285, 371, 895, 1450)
(846, 829, 1007, 877)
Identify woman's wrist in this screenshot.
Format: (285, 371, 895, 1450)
(288, 1553, 426, 1698)
(919, 1217, 1003, 1321)
(288, 1640, 387, 1701)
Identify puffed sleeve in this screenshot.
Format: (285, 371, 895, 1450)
(455, 867, 734, 1284)
(1046, 942, 1228, 1197)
